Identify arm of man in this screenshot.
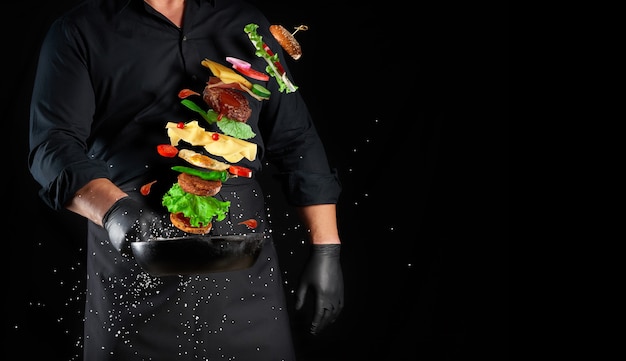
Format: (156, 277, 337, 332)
(65, 178, 163, 252)
(65, 178, 128, 226)
(296, 204, 341, 245)
(295, 203, 344, 334)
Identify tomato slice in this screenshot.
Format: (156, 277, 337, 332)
(232, 63, 270, 81)
(157, 144, 178, 158)
(229, 165, 253, 178)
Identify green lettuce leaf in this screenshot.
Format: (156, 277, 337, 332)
(162, 183, 230, 227)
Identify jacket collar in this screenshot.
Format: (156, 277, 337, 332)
(108, 0, 215, 17)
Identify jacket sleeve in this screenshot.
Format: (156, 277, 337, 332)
(256, 29, 341, 206)
(28, 18, 109, 210)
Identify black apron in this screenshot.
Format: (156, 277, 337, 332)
(83, 179, 297, 361)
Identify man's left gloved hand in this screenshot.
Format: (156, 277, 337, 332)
(103, 197, 164, 253)
(295, 244, 344, 335)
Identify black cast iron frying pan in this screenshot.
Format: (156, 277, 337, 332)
(130, 233, 265, 277)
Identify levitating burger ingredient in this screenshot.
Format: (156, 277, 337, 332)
(157, 144, 179, 157)
(203, 86, 251, 122)
(171, 165, 231, 182)
(201, 58, 253, 89)
(244, 23, 298, 93)
(162, 180, 230, 234)
(177, 172, 222, 197)
(165, 121, 257, 163)
(269, 24, 305, 60)
(178, 149, 230, 171)
(169, 212, 212, 235)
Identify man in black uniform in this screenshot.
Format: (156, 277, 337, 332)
(28, 0, 344, 360)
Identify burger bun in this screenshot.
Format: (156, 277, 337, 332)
(170, 212, 212, 235)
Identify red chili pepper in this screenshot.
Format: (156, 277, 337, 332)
(177, 122, 185, 129)
(140, 180, 157, 196)
(238, 219, 258, 229)
(262, 43, 286, 74)
(211, 133, 219, 141)
(157, 144, 178, 157)
(262, 43, 274, 55)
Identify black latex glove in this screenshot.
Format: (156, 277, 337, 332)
(295, 244, 344, 335)
(102, 197, 164, 253)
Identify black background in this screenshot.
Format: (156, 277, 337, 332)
(4, 1, 508, 360)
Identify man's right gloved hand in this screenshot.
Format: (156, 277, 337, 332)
(102, 197, 163, 253)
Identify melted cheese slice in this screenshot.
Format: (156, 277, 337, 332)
(201, 58, 253, 89)
(166, 121, 257, 163)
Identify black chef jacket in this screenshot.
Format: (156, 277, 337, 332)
(28, 0, 341, 360)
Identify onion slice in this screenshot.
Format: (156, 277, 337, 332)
(225, 56, 251, 69)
